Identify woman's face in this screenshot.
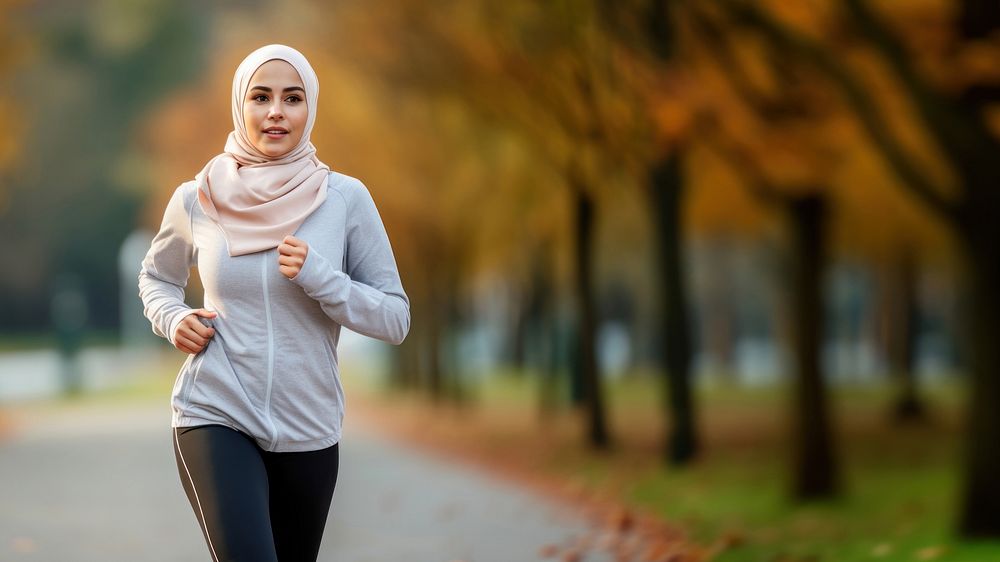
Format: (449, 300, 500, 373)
(242, 59, 308, 157)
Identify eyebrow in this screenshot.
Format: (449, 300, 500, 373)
(248, 85, 305, 93)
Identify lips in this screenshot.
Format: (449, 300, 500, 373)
(263, 127, 289, 139)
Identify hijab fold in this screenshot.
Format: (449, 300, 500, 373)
(195, 44, 329, 257)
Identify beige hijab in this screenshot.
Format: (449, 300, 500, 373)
(195, 44, 329, 257)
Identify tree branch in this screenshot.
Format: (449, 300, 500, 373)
(722, 0, 961, 223)
(961, 84, 1000, 107)
(842, 0, 985, 176)
(695, 114, 790, 210)
(686, 5, 784, 118)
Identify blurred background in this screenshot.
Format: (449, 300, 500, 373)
(1, 0, 999, 560)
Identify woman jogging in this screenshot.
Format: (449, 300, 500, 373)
(138, 44, 410, 561)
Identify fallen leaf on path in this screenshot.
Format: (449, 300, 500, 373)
(607, 507, 635, 533)
(715, 529, 745, 550)
(916, 545, 947, 560)
(596, 530, 620, 550)
(573, 531, 597, 551)
(539, 544, 560, 558)
(640, 538, 677, 561)
(871, 542, 893, 557)
(11, 537, 36, 553)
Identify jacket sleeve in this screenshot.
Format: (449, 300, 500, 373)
(137, 185, 197, 345)
(289, 181, 411, 345)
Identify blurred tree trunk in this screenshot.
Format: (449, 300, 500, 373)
(703, 237, 738, 380)
(570, 167, 610, 449)
(533, 239, 561, 420)
(787, 193, 839, 500)
(396, 268, 429, 390)
(516, 246, 551, 376)
(701, 145, 844, 499)
(395, 318, 420, 389)
(597, 0, 701, 465)
(441, 260, 466, 404)
(725, 0, 1000, 532)
(883, 247, 925, 422)
(427, 280, 445, 401)
(510, 291, 528, 371)
(649, 151, 697, 464)
(501, 278, 529, 372)
(953, 0, 1000, 535)
(956, 189, 1000, 536)
(681, 2, 843, 479)
(393, 228, 448, 394)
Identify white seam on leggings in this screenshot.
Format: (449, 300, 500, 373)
(174, 427, 220, 562)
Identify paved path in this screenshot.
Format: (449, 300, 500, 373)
(0, 398, 615, 561)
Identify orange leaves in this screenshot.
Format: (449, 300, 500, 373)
(761, 0, 837, 39)
(648, 86, 695, 152)
(953, 36, 1000, 87)
(670, 0, 967, 266)
(0, 124, 20, 178)
(125, 0, 977, 284)
(0, 0, 32, 177)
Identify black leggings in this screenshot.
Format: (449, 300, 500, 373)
(172, 424, 340, 562)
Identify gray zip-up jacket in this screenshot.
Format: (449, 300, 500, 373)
(138, 171, 410, 452)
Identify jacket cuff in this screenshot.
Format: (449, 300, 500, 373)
(289, 245, 350, 302)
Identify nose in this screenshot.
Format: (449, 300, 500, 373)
(267, 101, 283, 120)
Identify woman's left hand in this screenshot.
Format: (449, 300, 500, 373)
(278, 235, 309, 279)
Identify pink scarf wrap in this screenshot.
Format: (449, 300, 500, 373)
(195, 44, 330, 257)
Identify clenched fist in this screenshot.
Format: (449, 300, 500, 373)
(174, 308, 217, 355)
(278, 235, 309, 279)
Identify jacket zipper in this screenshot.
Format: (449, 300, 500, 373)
(261, 251, 278, 451)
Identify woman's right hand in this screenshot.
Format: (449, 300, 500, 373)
(173, 309, 217, 354)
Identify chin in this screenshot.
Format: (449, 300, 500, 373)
(260, 144, 292, 158)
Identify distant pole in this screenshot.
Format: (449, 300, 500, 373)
(50, 273, 89, 396)
(118, 229, 156, 350)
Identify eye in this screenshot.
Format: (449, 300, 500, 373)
(251, 94, 268, 103)
(285, 95, 302, 103)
